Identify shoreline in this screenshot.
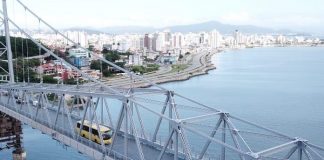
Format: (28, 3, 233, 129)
(103, 51, 218, 88)
(103, 45, 324, 88)
(149, 52, 217, 87)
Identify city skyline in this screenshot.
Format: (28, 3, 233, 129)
(6, 0, 324, 34)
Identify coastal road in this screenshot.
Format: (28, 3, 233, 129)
(101, 51, 216, 88)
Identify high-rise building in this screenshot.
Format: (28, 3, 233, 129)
(209, 30, 222, 49)
(144, 34, 150, 50)
(151, 33, 158, 51)
(233, 30, 243, 47)
(156, 32, 166, 52)
(172, 32, 184, 49)
(139, 37, 145, 50)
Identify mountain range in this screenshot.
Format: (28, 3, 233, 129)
(66, 21, 295, 35)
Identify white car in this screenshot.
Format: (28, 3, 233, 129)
(29, 99, 39, 106)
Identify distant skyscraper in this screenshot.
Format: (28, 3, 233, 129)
(156, 32, 166, 52)
(144, 34, 150, 50)
(151, 33, 158, 51)
(233, 30, 242, 47)
(140, 37, 145, 50)
(209, 30, 222, 49)
(172, 32, 184, 49)
(200, 33, 204, 44)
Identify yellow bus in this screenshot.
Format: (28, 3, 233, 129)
(76, 120, 113, 145)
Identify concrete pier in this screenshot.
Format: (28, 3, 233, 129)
(0, 111, 25, 159)
(13, 148, 26, 160)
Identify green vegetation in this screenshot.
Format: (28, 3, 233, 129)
(0, 57, 61, 84)
(88, 45, 95, 51)
(104, 51, 121, 62)
(131, 64, 159, 74)
(0, 36, 46, 59)
(64, 78, 78, 85)
(89, 49, 132, 77)
(171, 64, 188, 73)
(90, 60, 108, 70)
(0, 58, 41, 82)
(43, 75, 58, 84)
(102, 69, 113, 77)
(102, 49, 132, 62)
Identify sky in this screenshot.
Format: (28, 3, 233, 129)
(5, 0, 324, 34)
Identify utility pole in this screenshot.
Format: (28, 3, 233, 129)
(2, 0, 15, 83)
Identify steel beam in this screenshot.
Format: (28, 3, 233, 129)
(303, 147, 314, 160)
(306, 146, 324, 160)
(152, 94, 170, 142)
(127, 103, 145, 160)
(225, 118, 245, 160)
(256, 140, 299, 157)
(221, 119, 226, 160)
(2, 0, 14, 83)
(158, 129, 175, 160)
(198, 116, 222, 159)
(284, 146, 297, 159)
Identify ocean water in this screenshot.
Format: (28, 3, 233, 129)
(162, 47, 324, 144)
(1, 47, 324, 159)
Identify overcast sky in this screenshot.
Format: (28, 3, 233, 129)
(5, 0, 324, 34)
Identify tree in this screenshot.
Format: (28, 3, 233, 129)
(131, 64, 159, 74)
(102, 48, 109, 54)
(1, 55, 43, 83)
(88, 45, 95, 51)
(115, 62, 125, 68)
(64, 78, 77, 85)
(102, 69, 112, 77)
(43, 75, 57, 84)
(105, 52, 120, 62)
(90, 60, 109, 70)
(0, 36, 47, 59)
(90, 60, 101, 70)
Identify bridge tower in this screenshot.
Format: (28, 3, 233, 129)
(1, 0, 25, 159)
(2, 0, 14, 83)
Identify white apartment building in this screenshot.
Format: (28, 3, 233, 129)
(209, 30, 222, 49)
(172, 32, 184, 49)
(128, 54, 143, 66)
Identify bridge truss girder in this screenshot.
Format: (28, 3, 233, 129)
(1, 83, 324, 160)
(0, 0, 323, 159)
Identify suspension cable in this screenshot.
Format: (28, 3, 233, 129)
(23, 7, 31, 83)
(38, 19, 42, 83)
(12, 0, 18, 82)
(14, 33, 18, 82)
(56, 32, 64, 85)
(100, 56, 103, 81)
(21, 32, 25, 83)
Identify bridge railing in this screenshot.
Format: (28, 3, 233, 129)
(0, 92, 135, 160)
(0, 75, 9, 82)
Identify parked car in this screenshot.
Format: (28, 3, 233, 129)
(0, 89, 8, 96)
(16, 98, 27, 104)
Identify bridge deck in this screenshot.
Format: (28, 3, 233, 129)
(0, 94, 183, 160)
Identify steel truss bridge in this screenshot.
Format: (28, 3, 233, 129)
(0, 0, 324, 159)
